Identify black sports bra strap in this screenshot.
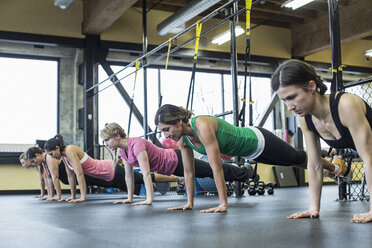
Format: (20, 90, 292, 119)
(305, 114, 322, 138)
(43, 154, 52, 178)
(329, 91, 346, 137)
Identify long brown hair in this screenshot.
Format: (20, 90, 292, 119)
(271, 59, 327, 95)
(154, 104, 193, 125)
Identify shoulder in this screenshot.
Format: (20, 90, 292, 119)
(65, 145, 83, 158)
(66, 144, 79, 151)
(130, 137, 149, 147)
(338, 93, 365, 112)
(46, 154, 56, 163)
(298, 116, 310, 132)
(338, 93, 367, 126)
(194, 116, 217, 130)
(129, 138, 147, 154)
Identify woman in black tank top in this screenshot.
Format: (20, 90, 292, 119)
(19, 152, 51, 200)
(272, 59, 372, 224)
(26, 147, 63, 201)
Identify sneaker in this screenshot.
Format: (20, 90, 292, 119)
(243, 163, 260, 184)
(329, 156, 353, 181)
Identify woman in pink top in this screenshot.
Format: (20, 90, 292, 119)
(100, 123, 255, 206)
(44, 134, 179, 203)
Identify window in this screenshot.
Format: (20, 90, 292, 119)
(0, 56, 58, 150)
(98, 65, 273, 139)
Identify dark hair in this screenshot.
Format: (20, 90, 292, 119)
(44, 134, 66, 152)
(26, 147, 43, 159)
(154, 104, 193, 125)
(271, 59, 328, 95)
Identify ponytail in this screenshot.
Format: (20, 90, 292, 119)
(44, 134, 66, 152)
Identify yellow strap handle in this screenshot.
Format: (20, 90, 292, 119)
(194, 21, 203, 60)
(165, 38, 172, 70)
(246, 0, 253, 36)
(134, 59, 140, 87)
(241, 98, 254, 104)
(329, 65, 346, 72)
(338, 65, 346, 71)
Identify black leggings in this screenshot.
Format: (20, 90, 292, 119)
(110, 164, 155, 191)
(172, 149, 250, 182)
(255, 127, 306, 166)
(58, 162, 153, 194)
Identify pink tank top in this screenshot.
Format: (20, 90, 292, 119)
(119, 137, 178, 176)
(63, 153, 115, 181)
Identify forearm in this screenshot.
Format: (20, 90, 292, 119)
(39, 179, 45, 196)
(363, 161, 372, 210)
(67, 175, 76, 198)
(46, 178, 54, 197)
(184, 170, 195, 206)
(213, 167, 228, 206)
(142, 173, 154, 202)
(53, 178, 62, 198)
(75, 173, 86, 199)
(125, 175, 134, 201)
(307, 162, 323, 211)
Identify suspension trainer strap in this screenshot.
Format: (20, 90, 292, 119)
(165, 38, 172, 70)
(127, 59, 141, 137)
(186, 21, 202, 110)
(239, 0, 252, 127)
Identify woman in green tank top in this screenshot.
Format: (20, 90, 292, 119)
(155, 104, 341, 213)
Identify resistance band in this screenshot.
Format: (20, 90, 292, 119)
(127, 59, 141, 137)
(238, 0, 253, 127)
(186, 20, 202, 110)
(165, 38, 172, 70)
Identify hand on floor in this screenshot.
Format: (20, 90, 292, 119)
(132, 200, 152, 206)
(288, 210, 319, 219)
(352, 211, 372, 223)
(113, 199, 132, 204)
(200, 204, 228, 213)
(168, 204, 193, 211)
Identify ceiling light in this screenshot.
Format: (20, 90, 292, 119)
(211, 26, 245, 45)
(281, 0, 315, 10)
(365, 49, 372, 57)
(54, 0, 75, 10)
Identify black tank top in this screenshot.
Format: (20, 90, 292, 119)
(43, 154, 52, 178)
(305, 92, 372, 150)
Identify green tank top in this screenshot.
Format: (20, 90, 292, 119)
(182, 115, 258, 156)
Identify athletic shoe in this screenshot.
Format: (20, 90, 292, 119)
(329, 156, 353, 181)
(243, 163, 260, 184)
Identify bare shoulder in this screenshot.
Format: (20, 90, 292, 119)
(338, 93, 367, 127)
(298, 116, 309, 130)
(46, 154, 58, 164)
(339, 93, 366, 113)
(65, 145, 84, 158)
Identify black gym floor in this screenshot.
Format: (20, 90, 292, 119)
(0, 186, 371, 248)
